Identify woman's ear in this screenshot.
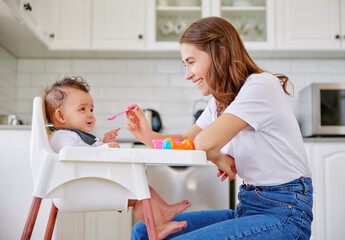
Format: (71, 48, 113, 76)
(54, 108, 65, 123)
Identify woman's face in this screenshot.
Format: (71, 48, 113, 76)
(180, 43, 212, 96)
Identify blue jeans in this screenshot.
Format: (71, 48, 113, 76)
(131, 177, 313, 240)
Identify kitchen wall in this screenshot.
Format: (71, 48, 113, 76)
(9, 55, 345, 140)
(0, 46, 16, 115)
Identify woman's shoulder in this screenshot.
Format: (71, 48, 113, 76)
(246, 72, 277, 84)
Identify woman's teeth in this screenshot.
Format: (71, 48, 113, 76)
(196, 79, 203, 85)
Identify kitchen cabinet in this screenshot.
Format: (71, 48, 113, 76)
(2, 0, 49, 44)
(48, 0, 146, 51)
(146, 0, 210, 50)
(276, 0, 345, 50)
(54, 210, 133, 240)
(48, 0, 92, 50)
(212, 0, 275, 49)
(92, 0, 145, 50)
(309, 142, 345, 240)
(147, 0, 275, 50)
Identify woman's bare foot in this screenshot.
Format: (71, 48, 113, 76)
(162, 200, 191, 222)
(157, 221, 187, 240)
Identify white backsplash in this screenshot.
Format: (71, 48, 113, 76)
(0, 47, 16, 115)
(1, 46, 345, 140)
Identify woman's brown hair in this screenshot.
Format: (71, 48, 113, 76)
(180, 16, 290, 116)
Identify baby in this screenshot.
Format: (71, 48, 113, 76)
(44, 76, 190, 239)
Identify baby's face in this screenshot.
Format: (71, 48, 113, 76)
(60, 88, 95, 133)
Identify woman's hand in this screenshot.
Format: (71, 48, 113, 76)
(126, 104, 154, 147)
(102, 128, 120, 143)
(214, 154, 237, 181)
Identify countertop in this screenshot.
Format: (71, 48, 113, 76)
(0, 125, 31, 130)
(303, 137, 345, 142)
(1, 125, 345, 143)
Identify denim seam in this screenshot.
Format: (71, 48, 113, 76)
(226, 222, 288, 240)
(297, 194, 313, 206)
(254, 190, 290, 207)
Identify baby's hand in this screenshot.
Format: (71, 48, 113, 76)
(102, 128, 120, 143)
(108, 142, 120, 148)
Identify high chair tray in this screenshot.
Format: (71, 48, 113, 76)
(59, 147, 209, 166)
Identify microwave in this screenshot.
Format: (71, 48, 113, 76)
(300, 83, 345, 137)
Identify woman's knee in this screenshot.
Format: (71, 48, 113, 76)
(131, 222, 148, 240)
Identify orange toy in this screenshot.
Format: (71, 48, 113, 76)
(162, 137, 195, 150)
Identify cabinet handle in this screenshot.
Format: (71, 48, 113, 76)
(138, 34, 143, 39)
(335, 34, 340, 39)
(23, 3, 32, 11)
(49, 33, 55, 38)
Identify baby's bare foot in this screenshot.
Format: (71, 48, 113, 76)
(163, 200, 191, 222)
(157, 221, 187, 240)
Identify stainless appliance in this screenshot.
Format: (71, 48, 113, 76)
(300, 83, 345, 136)
(0, 114, 20, 125)
(144, 109, 162, 132)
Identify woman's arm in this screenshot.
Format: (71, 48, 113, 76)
(126, 105, 203, 148)
(194, 113, 248, 162)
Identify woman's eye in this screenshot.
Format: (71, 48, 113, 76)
(80, 108, 85, 111)
(90, 109, 93, 112)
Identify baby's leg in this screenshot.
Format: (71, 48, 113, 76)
(131, 199, 187, 239)
(149, 186, 191, 222)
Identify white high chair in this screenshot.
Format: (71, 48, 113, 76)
(22, 97, 208, 240)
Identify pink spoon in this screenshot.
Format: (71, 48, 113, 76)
(107, 109, 134, 120)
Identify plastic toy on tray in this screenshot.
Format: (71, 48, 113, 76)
(153, 138, 195, 150)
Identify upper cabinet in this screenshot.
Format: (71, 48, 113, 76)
(48, 0, 91, 50)
(276, 0, 345, 50)
(48, 0, 145, 50)
(147, 0, 275, 50)
(93, 0, 145, 50)
(212, 0, 275, 50)
(1, 0, 345, 57)
(2, 0, 49, 43)
(147, 0, 209, 50)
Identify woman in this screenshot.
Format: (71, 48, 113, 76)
(127, 17, 313, 240)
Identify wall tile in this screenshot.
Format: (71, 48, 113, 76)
(291, 60, 319, 73)
(100, 59, 127, 72)
(72, 59, 100, 72)
(5, 55, 345, 137)
(155, 60, 182, 73)
(17, 59, 45, 72)
(127, 60, 155, 73)
(45, 59, 72, 72)
(319, 59, 345, 73)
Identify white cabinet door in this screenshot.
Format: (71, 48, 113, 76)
(313, 142, 345, 240)
(48, 0, 91, 50)
(276, 0, 341, 50)
(93, 0, 145, 50)
(146, 0, 210, 50)
(341, 0, 345, 49)
(54, 210, 133, 240)
(212, 0, 276, 50)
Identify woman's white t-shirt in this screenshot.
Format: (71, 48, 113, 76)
(196, 72, 311, 186)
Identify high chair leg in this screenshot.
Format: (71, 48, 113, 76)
(21, 197, 42, 240)
(142, 198, 158, 240)
(44, 202, 58, 240)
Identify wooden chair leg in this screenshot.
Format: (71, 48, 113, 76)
(44, 202, 59, 240)
(21, 197, 42, 240)
(142, 198, 158, 240)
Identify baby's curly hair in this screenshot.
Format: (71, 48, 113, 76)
(44, 76, 90, 123)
